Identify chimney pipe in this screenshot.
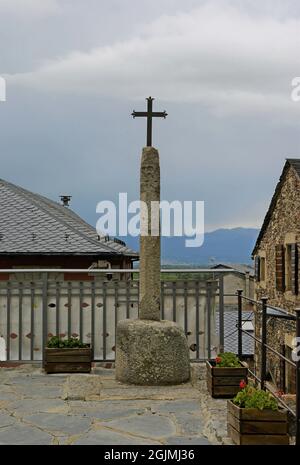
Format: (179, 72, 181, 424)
(60, 195, 72, 207)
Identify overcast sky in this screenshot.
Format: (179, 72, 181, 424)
(1, 0, 300, 234)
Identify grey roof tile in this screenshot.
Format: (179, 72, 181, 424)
(0, 178, 138, 257)
(216, 309, 254, 355)
(211, 263, 254, 276)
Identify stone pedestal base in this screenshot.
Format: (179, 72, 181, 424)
(115, 319, 190, 385)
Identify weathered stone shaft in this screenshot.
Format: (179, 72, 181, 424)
(115, 145, 190, 385)
(139, 147, 160, 321)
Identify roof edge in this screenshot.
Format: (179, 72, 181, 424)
(0, 178, 138, 257)
(252, 159, 298, 257)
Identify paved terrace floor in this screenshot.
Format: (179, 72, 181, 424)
(0, 365, 231, 445)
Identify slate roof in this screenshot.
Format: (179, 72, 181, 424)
(0, 178, 138, 257)
(216, 310, 254, 355)
(211, 263, 254, 277)
(252, 159, 300, 257)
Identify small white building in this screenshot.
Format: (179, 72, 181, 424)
(210, 263, 255, 308)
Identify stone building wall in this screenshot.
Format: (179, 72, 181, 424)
(254, 165, 300, 388)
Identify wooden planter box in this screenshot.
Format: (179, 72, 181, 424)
(44, 347, 92, 374)
(206, 360, 248, 398)
(227, 400, 289, 445)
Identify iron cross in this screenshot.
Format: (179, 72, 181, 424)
(132, 97, 167, 147)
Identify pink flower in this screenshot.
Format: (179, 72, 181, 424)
(239, 379, 247, 389)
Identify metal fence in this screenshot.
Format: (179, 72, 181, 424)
(236, 290, 300, 445)
(0, 268, 235, 363)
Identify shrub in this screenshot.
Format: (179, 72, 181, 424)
(47, 336, 88, 349)
(215, 352, 241, 368)
(233, 382, 279, 411)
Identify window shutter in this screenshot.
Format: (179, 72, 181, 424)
(254, 256, 261, 282)
(296, 244, 300, 294)
(275, 245, 285, 292)
(291, 243, 299, 295)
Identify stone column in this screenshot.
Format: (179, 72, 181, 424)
(139, 147, 160, 321)
(115, 147, 190, 385)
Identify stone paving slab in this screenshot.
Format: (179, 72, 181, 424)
(103, 413, 177, 439)
(13, 385, 63, 399)
(152, 400, 201, 414)
(23, 413, 91, 436)
(0, 412, 15, 428)
(100, 386, 200, 401)
(0, 391, 19, 401)
(9, 399, 68, 416)
(70, 405, 145, 421)
(0, 423, 53, 445)
(72, 428, 161, 445)
(165, 436, 212, 445)
(174, 413, 205, 436)
(0, 364, 230, 445)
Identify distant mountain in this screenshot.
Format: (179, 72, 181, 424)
(123, 227, 259, 265)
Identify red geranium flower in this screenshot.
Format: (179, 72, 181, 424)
(239, 379, 247, 389)
(215, 356, 222, 364)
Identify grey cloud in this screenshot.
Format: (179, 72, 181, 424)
(6, 3, 300, 120)
(0, 0, 60, 17)
(1, 0, 300, 234)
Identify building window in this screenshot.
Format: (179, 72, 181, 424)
(255, 254, 266, 284)
(275, 244, 285, 292)
(285, 244, 292, 291)
(260, 257, 266, 282)
(283, 242, 298, 295)
(254, 256, 260, 282)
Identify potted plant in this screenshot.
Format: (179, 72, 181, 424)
(206, 352, 248, 398)
(45, 336, 92, 374)
(227, 381, 289, 445)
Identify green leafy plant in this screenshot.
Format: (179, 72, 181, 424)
(47, 336, 89, 349)
(215, 352, 241, 368)
(233, 381, 279, 411)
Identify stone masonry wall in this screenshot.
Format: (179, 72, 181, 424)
(255, 165, 300, 387)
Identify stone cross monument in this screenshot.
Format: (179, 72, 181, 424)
(115, 97, 190, 385)
(139, 145, 161, 321)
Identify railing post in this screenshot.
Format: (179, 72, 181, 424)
(260, 297, 268, 390)
(237, 289, 243, 359)
(295, 309, 300, 446)
(280, 344, 286, 394)
(42, 272, 48, 367)
(219, 274, 225, 354)
(206, 281, 212, 360)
